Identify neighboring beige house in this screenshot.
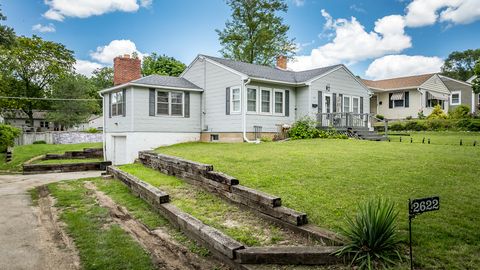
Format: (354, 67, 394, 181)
(363, 74, 450, 120)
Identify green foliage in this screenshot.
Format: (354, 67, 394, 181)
(319, 130, 348, 139)
(427, 105, 448, 120)
(406, 116, 413, 120)
(441, 49, 480, 81)
(260, 136, 273, 142)
(334, 199, 402, 270)
(46, 74, 99, 129)
(216, 0, 296, 66)
(288, 117, 320, 139)
(404, 120, 426, 131)
(32, 140, 46, 144)
(0, 5, 15, 47)
(0, 35, 75, 125)
(142, 53, 186, 77)
(472, 62, 480, 94)
(389, 122, 405, 131)
(375, 114, 384, 120)
(90, 67, 113, 89)
(382, 119, 480, 132)
(449, 105, 471, 119)
(84, 127, 100, 133)
(417, 110, 426, 119)
(0, 124, 20, 152)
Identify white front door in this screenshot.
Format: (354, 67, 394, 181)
(113, 136, 127, 165)
(323, 93, 333, 126)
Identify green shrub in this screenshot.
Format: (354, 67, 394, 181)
(260, 136, 272, 142)
(427, 105, 448, 120)
(449, 105, 471, 119)
(375, 114, 384, 120)
(406, 116, 413, 120)
(417, 111, 426, 119)
(335, 199, 402, 270)
(33, 140, 47, 144)
(468, 120, 480, 131)
(0, 124, 21, 152)
(85, 127, 101, 133)
(404, 120, 426, 131)
(319, 129, 348, 139)
(288, 118, 320, 139)
(389, 122, 405, 131)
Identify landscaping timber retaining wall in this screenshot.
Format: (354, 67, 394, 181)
(43, 148, 103, 160)
(106, 165, 343, 267)
(23, 161, 111, 174)
(138, 151, 343, 244)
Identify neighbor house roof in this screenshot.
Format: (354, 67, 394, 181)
(467, 75, 477, 83)
(201, 55, 343, 84)
(131, 75, 202, 90)
(362, 74, 435, 91)
(3, 110, 47, 120)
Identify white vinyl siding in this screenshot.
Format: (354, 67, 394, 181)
(156, 91, 184, 117)
(111, 91, 124, 116)
(231, 87, 241, 113)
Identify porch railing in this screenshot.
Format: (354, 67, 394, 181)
(316, 113, 370, 129)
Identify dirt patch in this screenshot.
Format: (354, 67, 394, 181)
(34, 185, 81, 270)
(84, 181, 227, 270)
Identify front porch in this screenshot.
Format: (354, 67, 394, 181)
(316, 112, 371, 130)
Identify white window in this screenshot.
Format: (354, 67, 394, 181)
(157, 91, 184, 116)
(111, 91, 124, 116)
(261, 89, 272, 114)
(247, 87, 257, 113)
(451, 91, 461, 105)
(343, 96, 351, 112)
(274, 90, 284, 115)
(352, 97, 360, 113)
(231, 87, 241, 113)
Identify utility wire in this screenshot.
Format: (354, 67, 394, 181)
(0, 96, 101, 101)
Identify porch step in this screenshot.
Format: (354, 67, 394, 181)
(352, 130, 387, 141)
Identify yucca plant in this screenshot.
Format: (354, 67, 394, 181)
(334, 198, 402, 269)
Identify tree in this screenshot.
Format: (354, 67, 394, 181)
(472, 61, 480, 95)
(47, 74, 99, 129)
(0, 5, 15, 47)
(142, 53, 186, 76)
(441, 49, 480, 81)
(216, 0, 296, 66)
(0, 35, 75, 126)
(90, 67, 113, 90)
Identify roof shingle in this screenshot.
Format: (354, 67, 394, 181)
(362, 74, 435, 90)
(132, 75, 202, 90)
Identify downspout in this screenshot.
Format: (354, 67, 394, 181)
(99, 91, 107, 161)
(242, 78, 257, 143)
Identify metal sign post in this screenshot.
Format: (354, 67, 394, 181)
(408, 196, 440, 270)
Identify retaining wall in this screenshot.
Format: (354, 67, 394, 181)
(15, 131, 102, 145)
(23, 161, 111, 174)
(44, 148, 103, 160)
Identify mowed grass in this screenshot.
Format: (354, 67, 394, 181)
(156, 139, 480, 269)
(48, 179, 155, 270)
(387, 131, 480, 146)
(32, 158, 103, 165)
(0, 142, 102, 171)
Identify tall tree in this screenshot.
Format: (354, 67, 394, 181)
(441, 49, 480, 81)
(90, 67, 114, 90)
(47, 74, 99, 129)
(0, 35, 75, 126)
(472, 61, 480, 96)
(0, 5, 15, 47)
(142, 53, 186, 76)
(216, 0, 296, 66)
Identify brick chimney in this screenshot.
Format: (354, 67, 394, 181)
(113, 54, 141, 86)
(276, 55, 287, 70)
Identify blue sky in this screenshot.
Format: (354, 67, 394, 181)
(2, 0, 480, 79)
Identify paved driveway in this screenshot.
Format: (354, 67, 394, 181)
(0, 171, 102, 270)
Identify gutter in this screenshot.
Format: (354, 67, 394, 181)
(98, 91, 107, 162)
(242, 78, 257, 143)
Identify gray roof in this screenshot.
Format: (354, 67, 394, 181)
(201, 55, 343, 84)
(132, 75, 202, 90)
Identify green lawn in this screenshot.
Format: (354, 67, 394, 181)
(155, 138, 480, 269)
(32, 158, 103, 165)
(0, 142, 102, 172)
(387, 131, 480, 146)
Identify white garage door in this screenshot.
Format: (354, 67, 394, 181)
(113, 136, 127, 165)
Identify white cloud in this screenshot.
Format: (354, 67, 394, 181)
(365, 55, 444, 80)
(405, 0, 480, 27)
(90, 39, 144, 64)
(32, 23, 56, 33)
(289, 10, 411, 71)
(292, 0, 305, 7)
(350, 4, 366, 13)
(74, 59, 103, 77)
(43, 0, 152, 21)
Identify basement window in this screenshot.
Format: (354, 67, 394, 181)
(210, 134, 219, 142)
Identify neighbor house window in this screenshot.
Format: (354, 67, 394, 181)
(352, 97, 360, 113)
(231, 87, 241, 113)
(274, 90, 284, 115)
(40, 121, 49, 128)
(247, 87, 257, 113)
(261, 89, 271, 113)
(157, 91, 184, 116)
(428, 99, 444, 108)
(343, 96, 351, 112)
(111, 91, 124, 116)
(451, 91, 461, 105)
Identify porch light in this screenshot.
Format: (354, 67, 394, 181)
(326, 84, 331, 92)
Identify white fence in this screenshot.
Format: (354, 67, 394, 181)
(15, 131, 102, 145)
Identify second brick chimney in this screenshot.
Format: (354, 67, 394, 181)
(113, 54, 141, 86)
(276, 55, 287, 70)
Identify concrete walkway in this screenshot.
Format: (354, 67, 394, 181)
(0, 171, 102, 270)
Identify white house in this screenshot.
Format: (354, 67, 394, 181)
(100, 54, 372, 164)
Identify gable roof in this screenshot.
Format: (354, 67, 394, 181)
(467, 75, 477, 83)
(131, 75, 202, 90)
(362, 74, 435, 91)
(439, 75, 473, 91)
(200, 55, 343, 84)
